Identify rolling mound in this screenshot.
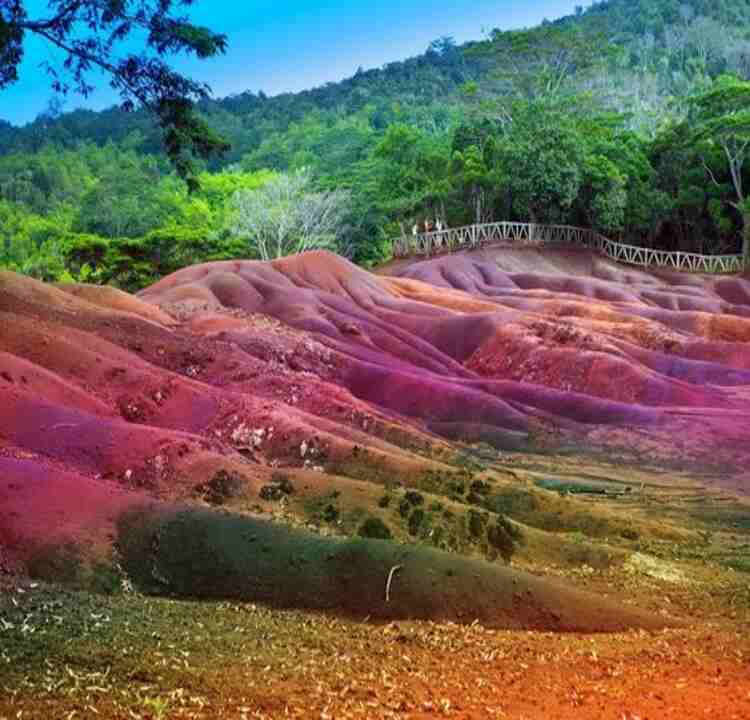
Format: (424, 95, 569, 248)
(2, 246, 750, 632)
(141, 248, 750, 481)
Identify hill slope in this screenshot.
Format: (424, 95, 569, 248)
(3, 0, 750, 160)
(2, 246, 750, 624)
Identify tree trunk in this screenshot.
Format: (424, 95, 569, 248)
(743, 214, 750, 268)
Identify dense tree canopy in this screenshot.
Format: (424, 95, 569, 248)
(689, 75, 750, 261)
(0, 0, 229, 186)
(2, 0, 750, 286)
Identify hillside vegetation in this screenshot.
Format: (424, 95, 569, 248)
(2, 0, 750, 286)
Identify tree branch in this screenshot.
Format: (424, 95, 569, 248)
(701, 156, 722, 188)
(18, 1, 84, 32)
(31, 26, 153, 110)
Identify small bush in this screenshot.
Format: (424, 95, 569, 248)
(303, 492, 341, 525)
(404, 491, 424, 506)
(358, 517, 393, 540)
(408, 508, 426, 536)
(470, 479, 491, 496)
(323, 504, 339, 523)
(571, 531, 586, 545)
(197, 470, 245, 506)
(271, 472, 295, 495)
(468, 509, 487, 539)
(487, 516, 522, 562)
(260, 473, 295, 501)
(378, 494, 392, 509)
(260, 485, 285, 501)
(448, 480, 466, 496)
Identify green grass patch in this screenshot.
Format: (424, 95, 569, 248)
(535, 478, 607, 495)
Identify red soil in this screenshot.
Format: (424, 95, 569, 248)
(1, 247, 749, 626)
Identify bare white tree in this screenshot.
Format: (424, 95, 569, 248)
(230, 169, 352, 260)
(685, 17, 727, 71)
(727, 41, 750, 80)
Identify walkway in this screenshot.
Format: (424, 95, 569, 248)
(394, 222, 744, 274)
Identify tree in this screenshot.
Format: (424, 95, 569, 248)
(474, 23, 617, 100)
(370, 124, 452, 230)
(451, 144, 495, 225)
(690, 75, 750, 263)
(493, 101, 585, 224)
(230, 169, 352, 260)
(73, 152, 182, 237)
(0, 0, 229, 188)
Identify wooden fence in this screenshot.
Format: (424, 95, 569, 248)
(393, 222, 745, 274)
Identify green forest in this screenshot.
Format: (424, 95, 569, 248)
(3, 0, 750, 290)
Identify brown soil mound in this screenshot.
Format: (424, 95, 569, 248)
(55, 282, 176, 325)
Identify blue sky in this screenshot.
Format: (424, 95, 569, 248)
(2, 1, 585, 126)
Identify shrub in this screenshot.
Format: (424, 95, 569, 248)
(408, 508, 426, 536)
(470, 479, 491, 496)
(323, 504, 339, 523)
(468, 509, 487, 539)
(404, 490, 424, 506)
(378, 494, 392, 508)
(487, 516, 522, 562)
(197, 470, 245, 505)
(259, 473, 295, 502)
(270, 472, 295, 495)
(358, 517, 393, 540)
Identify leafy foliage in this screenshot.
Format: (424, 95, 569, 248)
(0, 0, 229, 184)
(473, 22, 618, 100)
(230, 168, 352, 260)
(3, 1, 750, 285)
(688, 75, 750, 260)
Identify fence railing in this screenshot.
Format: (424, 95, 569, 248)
(393, 222, 745, 275)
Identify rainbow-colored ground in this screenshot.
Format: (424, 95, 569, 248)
(1, 246, 749, 717)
